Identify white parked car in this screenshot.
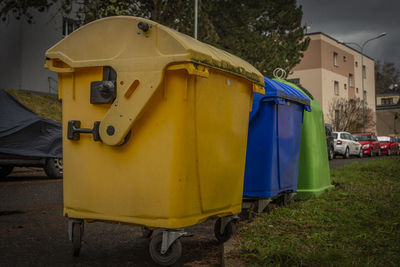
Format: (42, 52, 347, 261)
(332, 131, 363, 159)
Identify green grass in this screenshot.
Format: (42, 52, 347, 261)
(240, 158, 400, 266)
(5, 89, 62, 123)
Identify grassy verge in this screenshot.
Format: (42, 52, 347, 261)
(240, 158, 400, 266)
(5, 89, 62, 122)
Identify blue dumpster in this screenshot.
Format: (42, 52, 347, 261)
(243, 77, 311, 199)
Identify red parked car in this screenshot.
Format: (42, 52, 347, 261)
(377, 136, 399, 156)
(352, 133, 380, 157)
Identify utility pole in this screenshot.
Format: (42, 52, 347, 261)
(339, 32, 386, 132)
(194, 0, 198, 39)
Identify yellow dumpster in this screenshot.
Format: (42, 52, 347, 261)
(45, 16, 264, 265)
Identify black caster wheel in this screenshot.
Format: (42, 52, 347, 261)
(141, 227, 153, 238)
(0, 166, 14, 179)
(240, 201, 255, 221)
(149, 232, 182, 266)
(240, 208, 253, 221)
(276, 193, 293, 206)
(72, 221, 84, 256)
(214, 218, 236, 243)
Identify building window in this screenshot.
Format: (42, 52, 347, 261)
(287, 78, 300, 85)
(334, 81, 339, 95)
(349, 74, 353, 87)
(356, 87, 359, 93)
(362, 65, 366, 78)
(335, 109, 339, 121)
(355, 61, 358, 67)
(382, 98, 394, 105)
(343, 56, 347, 62)
(63, 18, 78, 36)
(344, 84, 347, 90)
(333, 52, 338, 66)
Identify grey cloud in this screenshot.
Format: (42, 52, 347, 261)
(298, 0, 400, 69)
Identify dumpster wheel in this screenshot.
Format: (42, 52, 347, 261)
(69, 219, 84, 257)
(141, 227, 153, 238)
(214, 217, 236, 243)
(149, 231, 182, 266)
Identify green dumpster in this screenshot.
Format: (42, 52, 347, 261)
(275, 79, 333, 198)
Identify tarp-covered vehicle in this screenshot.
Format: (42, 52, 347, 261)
(0, 89, 62, 179)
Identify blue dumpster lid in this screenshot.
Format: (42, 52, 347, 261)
(250, 77, 311, 121)
(264, 77, 311, 107)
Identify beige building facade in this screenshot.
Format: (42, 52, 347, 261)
(288, 32, 376, 131)
(376, 91, 400, 135)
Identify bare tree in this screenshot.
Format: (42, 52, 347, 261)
(328, 97, 375, 132)
(375, 60, 400, 94)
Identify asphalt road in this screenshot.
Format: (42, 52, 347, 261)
(329, 153, 399, 169)
(0, 169, 222, 267)
(1, 156, 397, 266)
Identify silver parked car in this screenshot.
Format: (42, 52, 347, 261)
(332, 131, 363, 159)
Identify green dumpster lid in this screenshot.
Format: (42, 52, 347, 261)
(45, 16, 264, 88)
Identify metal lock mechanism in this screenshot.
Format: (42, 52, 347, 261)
(90, 66, 117, 104)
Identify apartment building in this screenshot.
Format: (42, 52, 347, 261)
(376, 90, 400, 135)
(288, 32, 376, 131)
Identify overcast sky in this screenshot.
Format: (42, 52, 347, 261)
(297, 0, 400, 69)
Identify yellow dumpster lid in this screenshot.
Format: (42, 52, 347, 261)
(45, 16, 264, 87)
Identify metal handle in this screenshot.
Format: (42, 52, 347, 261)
(68, 120, 100, 141)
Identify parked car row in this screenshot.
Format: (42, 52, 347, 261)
(353, 133, 380, 157)
(324, 126, 400, 159)
(332, 131, 363, 159)
(377, 136, 399, 156)
(325, 124, 335, 160)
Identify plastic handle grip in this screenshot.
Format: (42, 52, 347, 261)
(68, 120, 100, 141)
